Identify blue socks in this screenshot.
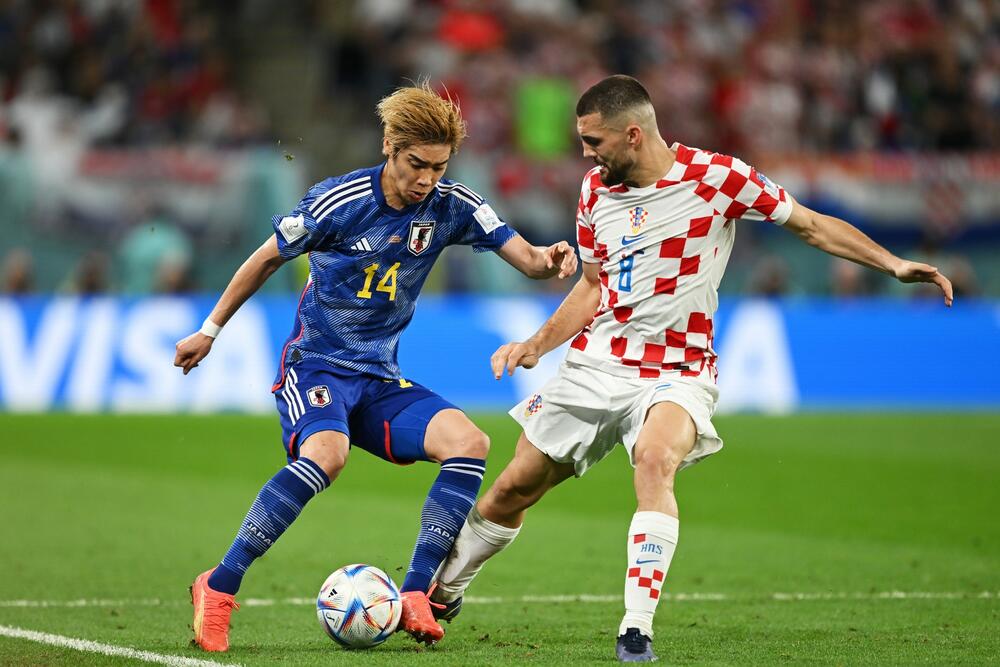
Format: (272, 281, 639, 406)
(206, 455, 482, 596)
(402, 457, 486, 593)
(208, 457, 330, 595)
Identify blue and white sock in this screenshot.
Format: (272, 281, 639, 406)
(401, 457, 486, 593)
(208, 457, 330, 595)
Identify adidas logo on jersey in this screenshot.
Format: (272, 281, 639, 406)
(350, 238, 373, 252)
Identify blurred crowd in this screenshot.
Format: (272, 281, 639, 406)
(0, 0, 270, 148)
(322, 0, 998, 156)
(0, 0, 997, 297)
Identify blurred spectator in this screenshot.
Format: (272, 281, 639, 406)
(154, 254, 194, 294)
(1, 248, 34, 295)
(67, 251, 110, 295)
(830, 258, 876, 298)
(748, 255, 791, 298)
(944, 256, 980, 298)
(118, 214, 193, 295)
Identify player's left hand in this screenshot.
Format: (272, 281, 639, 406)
(543, 241, 578, 279)
(893, 260, 954, 306)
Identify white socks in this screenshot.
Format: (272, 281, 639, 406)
(619, 511, 679, 638)
(431, 507, 520, 603)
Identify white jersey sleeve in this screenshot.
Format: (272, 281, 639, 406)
(686, 152, 793, 225)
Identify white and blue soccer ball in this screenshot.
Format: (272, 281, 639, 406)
(316, 564, 402, 649)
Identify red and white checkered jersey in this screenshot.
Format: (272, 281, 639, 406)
(567, 142, 793, 381)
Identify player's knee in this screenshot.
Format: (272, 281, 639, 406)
(634, 445, 682, 484)
(442, 427, 490, 460)
(310, 448, 348, 479)
(299, 435, 350, 479)
(465, 429, 490, 459)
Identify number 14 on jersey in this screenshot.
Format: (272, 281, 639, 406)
(357, 262, 400, 301)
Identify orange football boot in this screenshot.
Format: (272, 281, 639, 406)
(399, 590, 445, 645)
(190, 568, 240, 652)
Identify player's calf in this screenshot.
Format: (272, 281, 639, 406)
(402, 410, 490, 595)
(430, 506, 520, 606)
(433, 435, 571, 605)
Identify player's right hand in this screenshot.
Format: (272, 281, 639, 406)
(174, 332, 215, 375)
(491, 341, 541, 379)
(892, 260, 954, 306)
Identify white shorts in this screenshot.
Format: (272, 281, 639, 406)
(510, 361, 723, 477)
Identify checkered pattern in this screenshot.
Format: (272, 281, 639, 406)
(524, 393, 543, 417)
(656, 145, 789, 221)
(627, 566, 666, 600)
(627, 534, 665, 600)
(568, 144, 793, 381)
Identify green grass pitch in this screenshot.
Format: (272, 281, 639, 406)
(1, 413, 998, 665)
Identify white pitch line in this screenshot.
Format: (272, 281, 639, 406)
(0, 598, 167, 608)
(0, 624, 239, 667)
(0, 591, 994, 609)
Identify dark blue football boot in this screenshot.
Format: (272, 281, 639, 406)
(616, 627, 658, 662)
(430, 595, 462, 623)
(428, 583, 462, 623)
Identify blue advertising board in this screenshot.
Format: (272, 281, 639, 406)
(0, 296, 995, 413)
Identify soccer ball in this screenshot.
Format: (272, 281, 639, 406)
(316, 564, 402, 648)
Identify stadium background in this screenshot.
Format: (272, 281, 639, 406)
(1, 0, 998, 412)
(1, 1, 998, 665)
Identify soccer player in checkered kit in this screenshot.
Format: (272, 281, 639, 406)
(429, 75, 954, 662)
(172, 83, 578, 651)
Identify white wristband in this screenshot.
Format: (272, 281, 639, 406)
(199, 318, 223, 339)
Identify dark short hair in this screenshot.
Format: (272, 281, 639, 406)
(576, 75, 652, 119)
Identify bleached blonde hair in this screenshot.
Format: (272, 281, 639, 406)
(376, 82, 467, 155)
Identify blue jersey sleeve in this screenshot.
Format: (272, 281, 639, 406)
(270, 182, 340, 260)
(454, 199, 517, 253)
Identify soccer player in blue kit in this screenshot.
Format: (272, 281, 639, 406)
(173, 83, 578, 651)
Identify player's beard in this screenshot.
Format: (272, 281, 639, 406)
(597, 155, 634, 187)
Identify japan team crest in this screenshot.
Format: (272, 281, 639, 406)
(524, 393, 543, 417)
(307, 385, 331, 408)
(408, 220, 435, 256)
(627, 206, 648, 234)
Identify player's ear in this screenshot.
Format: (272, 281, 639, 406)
(626, 124, 642, 148)
(381, 136, 393, 158)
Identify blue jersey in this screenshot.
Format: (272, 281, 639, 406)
(270, 162, 517, 384)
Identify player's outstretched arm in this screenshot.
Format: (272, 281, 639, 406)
(782, 199, 953, 306)
(491, 262, 601, 379)
(174, 235, 287, 374)
(496, 235, 579, 279)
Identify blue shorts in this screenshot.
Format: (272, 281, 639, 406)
(272, 359, 458, 465)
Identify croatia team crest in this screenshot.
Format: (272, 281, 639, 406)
(524, 393, 543, 417)
(628, 206, 648, 234)
(408, 220, 435, 255)
(307, 385, 331, 408)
